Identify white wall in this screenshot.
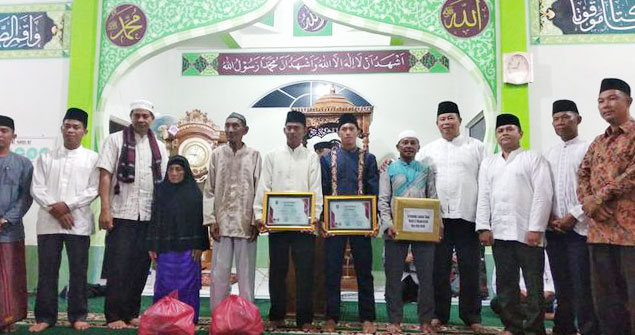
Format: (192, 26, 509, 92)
(104, 45, 487, 163)
(529, 43, 635, 152)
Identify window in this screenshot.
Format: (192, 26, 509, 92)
(253, 81, 371, 108)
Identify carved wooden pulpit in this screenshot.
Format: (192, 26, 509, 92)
(283, 87, 374, 316)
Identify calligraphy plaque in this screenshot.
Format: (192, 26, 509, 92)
(0, 3, 70, 58)
(323, 196, 377, 236)
(105, 4, 147, 47)
(294, 1, 331, 36)
(531, 0, 635, 44)
(393, 197, 441, 242)
(441, 0, 490, 38)
(264, 192, 316, 231)
(182, 49, 450, 76)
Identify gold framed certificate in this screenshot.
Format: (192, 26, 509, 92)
(393, 197, 441, 242)
(263, 192, 315, 231)
(323, 195, 378, 235)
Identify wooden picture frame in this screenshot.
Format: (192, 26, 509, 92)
(323, 195, 378, 235)
(263, 192, 315, 231)
(393, 197, 441, 242)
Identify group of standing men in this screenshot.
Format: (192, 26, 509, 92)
(0, 77, 633, 335)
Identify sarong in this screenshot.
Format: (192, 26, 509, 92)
(153, 250, 201, 323)
(0, 241, 27, 328)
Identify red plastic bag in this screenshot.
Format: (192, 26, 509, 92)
(139, 291, 195, 335)
(211, 295, 264, 335)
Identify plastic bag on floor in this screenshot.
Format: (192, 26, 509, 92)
(211, 295, 264, 335)
(139, 290, 195, 335)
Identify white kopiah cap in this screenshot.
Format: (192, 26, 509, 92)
(130, 99, 154, 115)
(396, 130, 418, 144)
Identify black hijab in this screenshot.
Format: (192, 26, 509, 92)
(146, 155, 210, 253)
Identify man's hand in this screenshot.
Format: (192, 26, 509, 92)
(58, 213, 75, 230)
(0, 218, 6, 233)
(526, 231, 542, 247)
(192, 249, 203, 263)
(49, 202, 71, 219)
(99, 210, 113, 231)
(479, 230, 494, 246)
(256, 219, 269, 233)
(552, 214, 577, 233)
(210, 224, 220, 242)
(379, 158, 394, 173)
(249, 225, 259, 242)
(319, 221, 334, 238)
(148, 251, 157, 261)
(300, 219, 318, 235)
(385, 226, 397, 240)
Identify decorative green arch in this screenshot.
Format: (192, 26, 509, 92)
(94, 0, 281, 146)
(303, 0, 498, 147)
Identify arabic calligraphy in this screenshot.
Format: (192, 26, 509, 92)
(105, 4, 147, 47)
(441, 0, 490, 38)
(0, 12, 55, 50)
(547, 0, 635, 34)
(297, 4, 328, 33)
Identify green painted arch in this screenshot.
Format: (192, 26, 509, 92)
(95, 0, 281, 145)
(302, 0, 498, 148)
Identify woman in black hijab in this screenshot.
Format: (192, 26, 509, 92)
(147, 155, 209, 323)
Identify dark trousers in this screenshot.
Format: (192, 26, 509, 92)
(384, 239, 435, 324)
(589, 244, 635, 335)
(35, 234, 90, 325)
(325, 235, 376, 322)
(546, 231, 599, 335)
(103, 219, 151, 323)
(268, 232, 315, 326)
(492, 240, 546, 335)
(433, 219, 482, 325)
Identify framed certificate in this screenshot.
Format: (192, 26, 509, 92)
(323, 195, 378, 235)
(263, 192, 315, 231)
(393, 197, 441, 242)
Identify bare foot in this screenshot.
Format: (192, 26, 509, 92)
(386, 323, 402, 333)
(470, 323, 485, 334)
(107, 320, 128, 329)
(28, 322, 51, 333)
(421, 323, 437, 335)
(323, 319, 337, 332)
(301, 323, 312, 332)
(430, 318, 443, 329)
(362, 320, 376, 334)
(499, 330, 513, 335)
(0, 324, 16, 333)
(72, 321, 90, 331)
(128, 318, 140, 326)
(268, 320, 283, 330)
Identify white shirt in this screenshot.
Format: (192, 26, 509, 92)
(475, 148, 553, 246)
(417, 135, 486, 222)
(31, 146, 99, 236)
(254, 145, 323, 221)
(544, 136, 590, 236)
(96, 131, 168, 221)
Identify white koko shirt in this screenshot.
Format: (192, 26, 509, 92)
(417, 134, 486, 222)
(31, 146, 99, 235)
(544, 136, 590, 236)
(475, 148, 553, 246)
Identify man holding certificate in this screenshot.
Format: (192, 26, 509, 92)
(476, 114, 553, 335)
(320, 113, 379, 334)
(254, 111, 322, 331)
(378, 130, 438, 335)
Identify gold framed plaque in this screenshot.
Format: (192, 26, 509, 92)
(263, 192, 315, 231)
(323, 195, 378, 235)
(393, 197, 441, 242)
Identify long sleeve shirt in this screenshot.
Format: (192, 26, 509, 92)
(378, 158, 437, 236)
(203, 143, 262, 238)
(578, 119, 635, 246)
(544, 136, 590, 236)
(254, 145, 323, 221)
(320, 147, 379, 196)
(416, 135, 486, 222)
(30, 146, 99, 236)
(0, 152, 33, 242)
(96, 131, 168, 221)
(475, 148, 553, 246)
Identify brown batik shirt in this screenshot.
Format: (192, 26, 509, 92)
(578, 119, 635, 246)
